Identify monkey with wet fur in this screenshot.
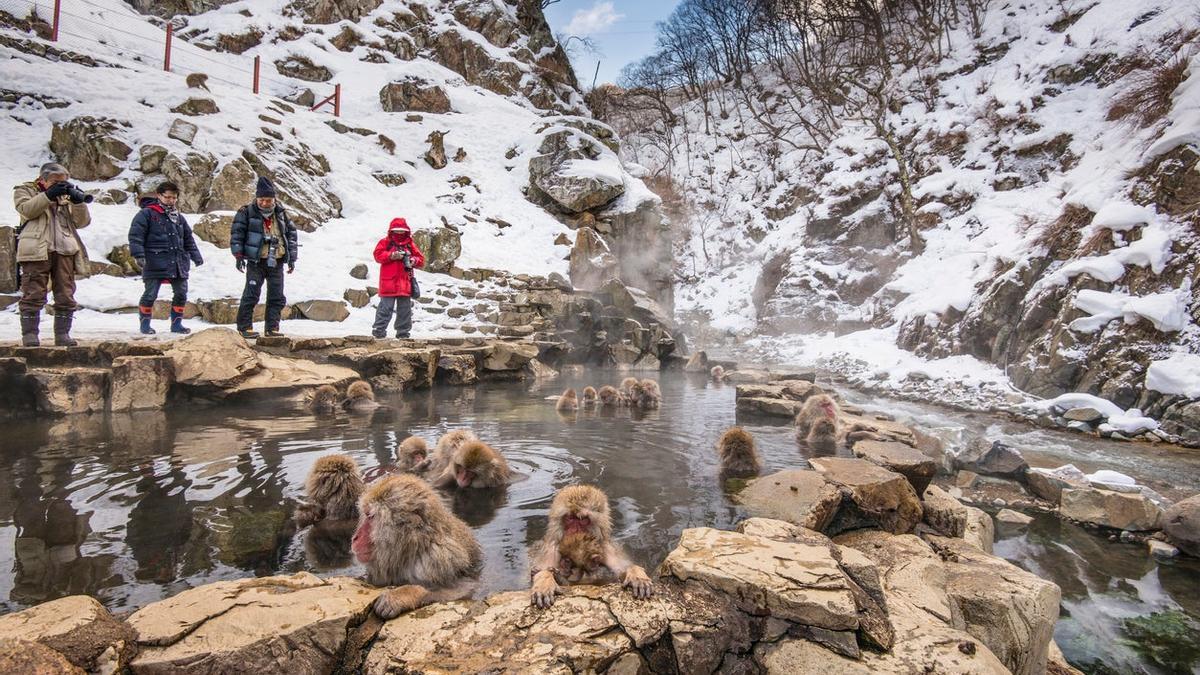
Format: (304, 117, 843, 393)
(343, 380, 381, 412)
(431, 439, 511, 489)
(717, 426, 762, 477)
(530, 485, 653, 608)
(556, 388, 579, 412)
(294, 454, 365, 528)
(629, 378, 661, 409)
(555, 532, 613, 584)
(396, 436, 429, 473)
(597, 385, 622, 408)
(795, 394, 842, 453)
(618, 377, 639, 404)
(413, 429, 476, 476)
(352, 475, 482, 619)
(581, 386, 598, 407)
(308, 384, 339, 414)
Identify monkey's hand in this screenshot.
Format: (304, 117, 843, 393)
(530, 569, 560, 608)
(293, 502, 324, 529)
(373, 585, 430, 620)
(622, 566, 653, 600)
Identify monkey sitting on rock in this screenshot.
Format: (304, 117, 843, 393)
(294, 454, 364, 528)
(352, 475, 482, 619)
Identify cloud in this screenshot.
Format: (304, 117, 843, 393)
(564, 1, 624, 35)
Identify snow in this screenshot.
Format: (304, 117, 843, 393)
(1086, 469, 1137, 487)
(1145, 353, 1200, 399)
(1070, 287, 1191, 333)
(1090, 202, 1156, 232)
(1027, 393, 1158, 434)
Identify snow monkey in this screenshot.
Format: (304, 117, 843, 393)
(294, 454, 364, 528)
(396, 436, 429, 473)
(710, 365, 725, 381)
(343, 380, 380, 412)
(530, 485, 653, 608)
(352, 475, 482, 619)
(619, 377, 639, 404)
(795, 394, 842, 453)
(414, 429, 477, 476)
(431, 439, 511, 489)
(308, 384, 339, 414)
(629, 378, 662, 409)
(556, 388, 579, 413)
(597, 385, 622, 408)
(555, 532, 610, 584)
(581, 386, 598, 407)
(717, 426, 762, 477)
(185, 72, 210, 91)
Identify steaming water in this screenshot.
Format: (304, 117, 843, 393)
(0, 370, 1197, 673)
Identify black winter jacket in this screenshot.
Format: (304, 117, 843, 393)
(128, 197, 203, 280)
(230, 203, 299, 265)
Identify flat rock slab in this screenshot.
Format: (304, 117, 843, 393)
(166, 327, 261, 389)
(224, 353, 359, 398)
(736, 470, 842, 532)
(128, 572, 376, 674)
(852, 440, 937, 495)
(28, 368, 109, 415)
(809, 457, 923, 535)
(0, 594, 136, 672)
(1061, 487, 1165, 531)
(110, 354, 175, 410)
(660, 527, 859, 631)
(736, 396, 803, 418)
(1026, 465, 1088, 504)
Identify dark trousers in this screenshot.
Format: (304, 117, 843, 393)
(236, 260, 286, 331)
(372, 296, 412, 337)
(140, 278, 188, 308)
(19, 253, 77, 314)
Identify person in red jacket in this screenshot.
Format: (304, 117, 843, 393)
(371, 218, 425, 339)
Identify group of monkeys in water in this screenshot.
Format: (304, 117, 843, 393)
(291, 366, 851, 620)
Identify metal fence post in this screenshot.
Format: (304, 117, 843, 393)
(164, 23, 173, 71)
(253, 55, 260, 94)
(334, 83, 341, 117)
(51, 0, 61, 41)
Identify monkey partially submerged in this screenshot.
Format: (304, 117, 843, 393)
(717, 426, 762, 477)
(308, 384, 340, 414)
(581, 386, 598, 407)
(414, 429, 477, 476)
(343, 380, 380, 412)
(396, 436, 429, 473)
(556, 388, 579, 412)
(431, 440, 511, 489)
(618, 377, 639, 404)
(795, 394, 842, 453)
(597, 385, 622, 408)
(352, 475, 482, 619)
(710, 365, 726, 381)
(294, 454, 364, 528)
(530, 485, 653, 608)
(629, 378, 662, 410)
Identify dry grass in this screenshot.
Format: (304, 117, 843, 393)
(1034, 203, 1094, 256)
(1106, 48, 1193, 127)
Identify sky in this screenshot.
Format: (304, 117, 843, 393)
(542, 0, 681, 88)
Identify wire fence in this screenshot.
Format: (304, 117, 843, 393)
(0, 0, 342, 115)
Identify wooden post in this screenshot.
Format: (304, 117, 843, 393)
(164, 23, 173, 72)
(51, 0, 62, 41)
(334, 83, 341, 117)
(253, 55, 260, 94)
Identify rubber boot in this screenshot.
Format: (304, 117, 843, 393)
(170, 306, 190, 334)
(20, 311, 39, 347)
(139, 306, 156, 335)
(53, 311, 77, 347)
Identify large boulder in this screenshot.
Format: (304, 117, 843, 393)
(28, 368, 109, 415)
(379, 78, 452, 114)
(921, 485, 993, 553)
(953, 438, 1029, 480)
(411, 227, 462, 273)
(292, 0, 382, 23)
(1060, 486, 1165, 531)
(170, 97, 219, 116)
(1026, 464, 1089, 504)
(851, 440, 937, 495)
(330, 347, 440, 392)
(1163, 494, 1200, 556)
(0, 595, 137, 673)
(110, 355, 175, 411)
(221, 354, 359, 399)
(206, 157, 256, 211)
(482, 341, 539, 372)
(528, 129, 625, 213)
(274, 55, 332, 81)
(809, 457, 924, 535)
(568, 227, 618, 291)
(192, 213, 233, 248)
(161, 151, 218, 213)
(128, 573, 376, 674)
(242, 142, 342, 230)
(735, 469, 843, 532)
(49, 116, 132, 181)
(166, 327, 262, 390)
(293, 299, 351, 322)
(0, 639, 85, 674)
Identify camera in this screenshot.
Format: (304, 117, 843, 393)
(64, 184, 93, 204)
(401, 250, 412, 269)
(265, 235, 279, 268)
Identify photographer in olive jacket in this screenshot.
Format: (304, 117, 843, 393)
(230, 176, 297, 339)
(13, 162, 92, 347)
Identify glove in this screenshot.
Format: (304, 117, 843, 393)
(135, 257, 146, 269)
(44, 182, 70, 200)
(194, 258, 204, 267)
(235, 257, 246, 273)
(287, 263, 295, 274)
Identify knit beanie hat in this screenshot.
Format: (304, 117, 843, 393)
(256, 176, 277, 198)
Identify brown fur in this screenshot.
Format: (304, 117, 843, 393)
(717, 427, 761, 477)
(556, 532, 608, 584)
(630, 378, 662, 409)
(419, 429, 477, 477)
(556, 388, 579, 412)
(377, 133, 396, 155)
(581, 386, 598, 407)
(344, 380, 379, 411)
(597, 385, 622, 408)
(397, 437, 429, 472)
(309, 384, 339, 414)
(185, 72, 210, 91)
(435, 440, 510, 489)
(294, 454, 364, 528)
(619, 377, 639, 399)
(795, 394, 842, 451)
(352, 475, 482, 618)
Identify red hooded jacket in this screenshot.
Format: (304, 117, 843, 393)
(373, 218, 425, 297)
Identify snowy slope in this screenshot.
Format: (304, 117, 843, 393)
(0, 0, 647, 338)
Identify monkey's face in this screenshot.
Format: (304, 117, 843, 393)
(407, 448, 427, 465)
(819, 399, 837, 420)
(453, 462, 477, 488)
(351, 511, 375, 563)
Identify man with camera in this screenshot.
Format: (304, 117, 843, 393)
(13, 162, 92, 347)
(371, 218, 425, 339)
(230, 176, 297, 339)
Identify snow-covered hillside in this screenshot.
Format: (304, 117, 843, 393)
(612, 0, 1200, 437)
(0, 0, 662, 338)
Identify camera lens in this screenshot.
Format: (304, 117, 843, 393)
(65, 185, 93, 204)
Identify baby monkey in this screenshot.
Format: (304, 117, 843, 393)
(343, 380, 380, 412)
(556, 388, 579, 412)
(581, 386, 598, 408)
(555, 532, 612, 584)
